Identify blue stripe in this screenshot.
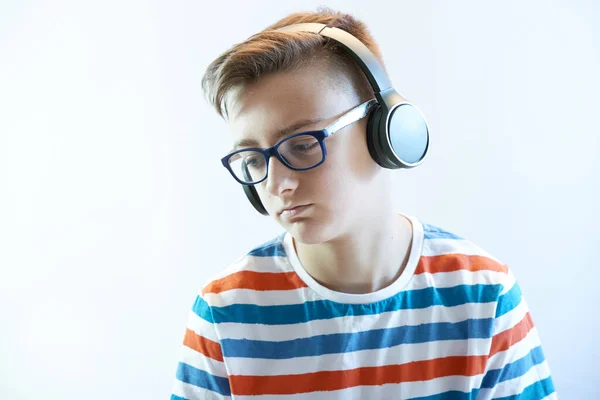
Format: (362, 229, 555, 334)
(247, 233, 286, 257)
(409, 388, 479, 400)
(175, 362, 231, 396)
(481, 346, 546, 388)
(202, 284, 502, 325)
(221, 318, 494, 359)
(423, 223, 464, 240)
(495, 282, 522, 318)
(493, 376, 555, 399)
(192, 294, 214, 323)
(170, 396, 187, 400)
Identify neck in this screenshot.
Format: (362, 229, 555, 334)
(293, 211, 413, 294)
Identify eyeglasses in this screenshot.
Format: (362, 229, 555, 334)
(221, 99, 377, 185)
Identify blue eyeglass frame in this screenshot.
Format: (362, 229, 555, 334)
(221, 99, 377, 186)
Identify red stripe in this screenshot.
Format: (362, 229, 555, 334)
(202, 271, 308, 295)
(183, 328, 223, 362)
(229, 355, 487, 395)
(489, 312, 534, 357)
(415, 254, 508, 275)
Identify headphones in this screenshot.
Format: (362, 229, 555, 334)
(241, 23, 430, 216)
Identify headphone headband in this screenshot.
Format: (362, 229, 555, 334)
(275, 23, 407, 113)
(276, 23, 391, 93)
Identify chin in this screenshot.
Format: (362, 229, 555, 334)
(282, 218, 334, 245)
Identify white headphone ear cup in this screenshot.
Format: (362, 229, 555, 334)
(386, 104, 430, 167)
(367, 104, 430, 169)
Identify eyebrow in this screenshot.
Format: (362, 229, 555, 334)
(231, 117, 328, 151)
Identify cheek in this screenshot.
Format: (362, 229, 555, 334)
(327, 128, 378, 184)
(349, 129, 379, 180)
(309, 148, 361, 202)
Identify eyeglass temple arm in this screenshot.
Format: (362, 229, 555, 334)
(323, 99, 378, 136)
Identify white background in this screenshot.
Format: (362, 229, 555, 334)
(1, 0, 598, 398)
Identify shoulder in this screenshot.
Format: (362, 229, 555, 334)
(198, 232, 293, 307)
(418, 221, 513, 290)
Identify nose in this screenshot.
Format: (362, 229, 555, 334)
(265, 155, 298, 197)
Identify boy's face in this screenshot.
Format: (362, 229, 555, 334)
(226, 63, 389, 244)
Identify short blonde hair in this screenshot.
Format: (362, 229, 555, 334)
(201, 7, 388, 119)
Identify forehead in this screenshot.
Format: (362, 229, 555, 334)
(226, 66, 359, 150)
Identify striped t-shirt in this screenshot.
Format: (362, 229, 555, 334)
(170, 214, 556, 399)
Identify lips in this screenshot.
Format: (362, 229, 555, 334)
(279, 204, 305, 214)
(279, 204, 311, 218)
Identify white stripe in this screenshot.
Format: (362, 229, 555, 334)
(179, 345, 228, 379)
(172, 379, 230, 400)
(231, 375, 481, 400)
(477, 360, 552, 399)
(204, 286, 317, 306)
(224, 338, 491, 376)
(541, 393, 558, 400)
(187, 310, 219, 343)
(422, 238, 502, 264)
(493, 295, 529, 336)
(205, 269, 507, 307)
(486, 326, 543, 372)
(499, 269, 517, 295)
(236, 254, 292, 273)
(411, 269, 507, 290)
(216, 302, 496, 341)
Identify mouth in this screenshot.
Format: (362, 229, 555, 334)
(279, 204, 312, 218)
